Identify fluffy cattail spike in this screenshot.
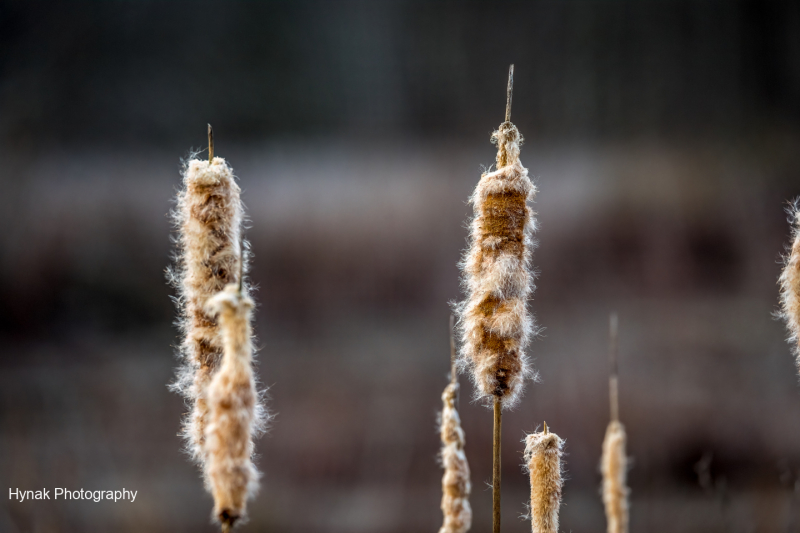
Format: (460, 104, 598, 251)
(524, 427, 564, 533)
(438, 318, 472, 533)
(205, 283, 263, 527)
(457, 64, 538, 410)
(602, 313, 629, 533)
(169, 129, 246, 465)
(779, 201, 800, 369)
(602, 421, 629, 533)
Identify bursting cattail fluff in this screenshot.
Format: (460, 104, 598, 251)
(169, 156, 244, 463)
(779, 201, 800, 367)
(601, 421, 629, 533)
(205, 284, 264, 527)
(438, 382, 472, 533)
(524, 429, 564, 533)
(458, 121, 537, 408)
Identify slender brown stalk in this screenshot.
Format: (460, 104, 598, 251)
(450, 314, 458, 385)
(608, 313, 619, 423)
(208, 124, 215, 161)
(492, 398, 502, 533)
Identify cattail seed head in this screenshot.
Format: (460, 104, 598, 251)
(601, 420, 629, 533)
(438, 382, 472, 533)
(457, 121, 538, 409)
(169, 156, 245, 463)
(779, 201, 800, 368)
(205, 284, 264, 527)
(524, 428, 564, 533)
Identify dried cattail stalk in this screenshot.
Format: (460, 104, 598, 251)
(457, 102, 537, 410)
(779, 202, 800, 366)
(205, 283, 263, 528)
(168, 143, 244, 464)
(602, 420, 629, 533)
(439, 379, 472, 533)
(524, 426, 564, 533)
(602, 312, 629, 533)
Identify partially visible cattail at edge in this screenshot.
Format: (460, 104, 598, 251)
(205, 282, 265, 530)
(439, 316, 472, 533)
(779, 200, 800, 369)
(169, 126, 245, 464)
(602, 313, 629, 533)
(524, 424, 564, 533)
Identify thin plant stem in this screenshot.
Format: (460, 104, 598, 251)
(450, 314, 457, 386)
(505, 65, 514, 122)
(493, 397, 502, 533)
(608, 312, 619, 422)
(491, 64, 515, 533)
(208, 124, 214, 161)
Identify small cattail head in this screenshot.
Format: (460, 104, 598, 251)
(778, 200, 800, 370)
(492, 121, 522, 168)
(439, 382, 472, 533)
(524, 428, 564, 533)
(204, 284, 263, 526)
(601, 420, 629, 533)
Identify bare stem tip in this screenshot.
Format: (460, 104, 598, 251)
(505, 64, 514, 122)
(208, 123, 214, 162)
(449, 314, 457, 384)
(543, 421, 548, 434)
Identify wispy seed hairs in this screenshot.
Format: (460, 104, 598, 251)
(438, 351, 472, 533)
(205, 283, 265, 529)
(457, 114, 538, 409)
(169, 152, 245, 464)
(524, 426, 564, 533)
(779, 200, 800, 369)
(602, 421, 629, 533)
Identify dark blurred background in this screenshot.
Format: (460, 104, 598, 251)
(2, 1, 800, 532)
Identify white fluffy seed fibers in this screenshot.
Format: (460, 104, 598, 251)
(601, 420, 629, 533)
(205, 284, 265, 528)
(779, 202, 800, 371)
(438, 382, 472, 533)
(458, 121, 538, 409)
(169, 156, 245, 464)
(524, 429, 564, 533)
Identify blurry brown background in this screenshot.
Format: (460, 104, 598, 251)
(2, 1, 800, 532)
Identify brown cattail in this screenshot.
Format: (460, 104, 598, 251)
(439, 316, 472, 533)
(205, 283, 263, 528)
(524, 425, 564, 533)
(168, 134, 245, 464)
(779, 202, 800, 367)
(457, 102, 537, 409)
(602, 421, 629, 533)
(439, 380, 472, 533)
(602, 313, 629, 533)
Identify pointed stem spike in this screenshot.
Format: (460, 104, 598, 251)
(543, 421, 548, 434)
(238, 238, 244, 294)
(505, 64, 514, 122)
(208, 124, 214, 162)
(449, 314, 457, 385)
(609, 312, 620, 422)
